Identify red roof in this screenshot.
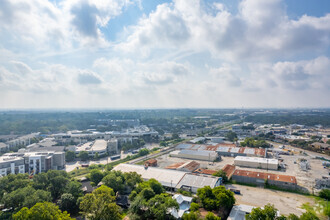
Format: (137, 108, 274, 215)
(233, 169, 297, 184)
(222, 164, 236, 178)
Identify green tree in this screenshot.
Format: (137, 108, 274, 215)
(57, 193, 77, 213)
(124, 172, 143, 189)
(89, 169, 104, 186)
(13, 202, 73, 220)
(65, 151, 75, 162)
(138, 148, 150, 156)
(80, 185, 122, 220)
(102, 171, 124, 193)
(319, 189, 330, 200)
(94, 152, 99, 160)
(246, 204, 278, 220)
(65, 180, 83, 199)
(299, 211, 319, 220)
(78, 151, 89, 161)
(145, 193, 179, 220)
(205, 212, 221, 220)
(212, 170, 228, 183)
(182, 211, 200, 220)
(226, 131, 237, 142)
(190, 202, 199, 212)
(197, 186, 235, 218)
(287, 214, 299, 220)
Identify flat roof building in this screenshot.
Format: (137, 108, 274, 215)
(0, 151, 65, 176)
(170, 150, 218, 161)
(234, 156, 278, 170)
(113, 164, 222, 193)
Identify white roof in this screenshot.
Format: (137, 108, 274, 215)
(113, 164, 187, 187)
(76, 139, 107, 152)
(228, 205, 255, 220)
(176, 174, 220, 189)
(234, 156, 278, 165)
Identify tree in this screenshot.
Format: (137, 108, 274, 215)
(299, 211, 319, 220)
(13, 202, 73, 220)
(319, 189, 330, 200)
(138, 148, 149, 156)
(65, 151, 75, 162)
(94, 152, 99, 160)
(213, 170, 228, 183)
(124, 172, 143, 189)
(65, 180, 83, 199)
(48, 175, 69, 199)
(246, 204, 277, 220)
(226, 131, 237, 142)
(190, 202, 199, 212)
(89, 169, 104, 186)
(287, 214, 300, 220)
(78, 151, 89, 161)
(2, 186, 51, 211)
(80, 185, 122, 220)
(182, 211, 200, 220)
(197, 186, 235, 219)
(205, 212, 221, 220)
(57, 193, 77, 213)
(146, 193, 179, 220)
(102, 172, 124, 193)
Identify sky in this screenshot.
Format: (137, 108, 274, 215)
(0, 0, 330, 109)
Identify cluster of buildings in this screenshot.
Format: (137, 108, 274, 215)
(172, 143, 266, 162)
(0, 151, 65, 176)
(113, 163, 221, 193)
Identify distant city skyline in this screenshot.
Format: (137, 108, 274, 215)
(0, 0, 329, 108)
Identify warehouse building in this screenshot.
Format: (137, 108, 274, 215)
(170, 150, 218, 161)
(176, 173, 221, 193)
(166, 161, 200, 172)
(234, 156, 278, 170)
(175, 143, 266, 157)
(113, 164, 222, 192)
(231, 169, 297, 190)
(113, 164, 187, 190)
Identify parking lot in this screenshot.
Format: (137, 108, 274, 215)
(226, 184, 314, 216)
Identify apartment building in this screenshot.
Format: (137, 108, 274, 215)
(0, 151, 65, 176)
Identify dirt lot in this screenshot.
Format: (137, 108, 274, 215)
(156, 153, 235, 170)
(227, 184, 314, 216)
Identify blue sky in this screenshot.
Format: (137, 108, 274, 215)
(0, 0, 329, 109)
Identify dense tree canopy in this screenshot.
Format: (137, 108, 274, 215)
(129, 178, 178, 220)
(13, 202, 73, 220)
(80, 185, 122, 220)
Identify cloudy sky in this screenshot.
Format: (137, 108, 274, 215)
(0, 0, 329, 109)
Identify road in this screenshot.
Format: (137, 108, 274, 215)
(128, 145, 177, 164)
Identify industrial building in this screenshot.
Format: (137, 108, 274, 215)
(234, 156, 279, 170)
(170, 150, 218, 161)
(222, 164, 297, 190)
(113, 164, 222, 192)
(0, 151, 65, 176)
(175, 143, 266, 157)
(232, 169, 297, 190)
(176, 173, 221, 193)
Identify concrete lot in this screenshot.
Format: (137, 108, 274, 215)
(156, 153, 235, 170)
(227, 184, 313, 216)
